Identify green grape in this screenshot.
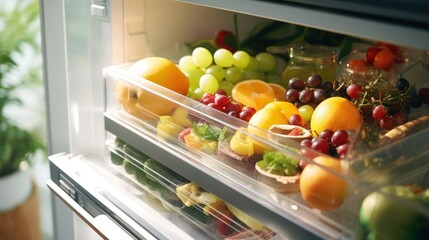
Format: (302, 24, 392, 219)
(266, 73, 282, 84)
(244, 56, 259, 71)
(218, 80, 235, 96)
(225, 67, 242, 84)
(179, 55, 197, 73)
(186, 68, 205, 90)
(255, 52, 276, 72)
(242, 70, 265, 81)
(233, 51, 250, 69)
(192, 47, 213, 68)
(193, 88, 205, 100)
(199, 74, 219, 93)
(205, 65, 225, 82)
(214, 48, 234, 68)
(299, 105, 314, 123)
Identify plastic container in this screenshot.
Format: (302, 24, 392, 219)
(105, 135, 278, 239)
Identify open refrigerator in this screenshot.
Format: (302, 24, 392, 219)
(39, 0, 429, 239)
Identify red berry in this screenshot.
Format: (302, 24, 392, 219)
(372, 105, 388, 120)
(365, 47, 382, 64)
(346, 83, 362, 99)
(380, 116, 395, 130)
(214, 94, 231, 107)
(319, 129, 334, 142)
(311, 138, 330, 154)
(374, 49, 394, 70)
(288, 127, 302, 136)
(336, 143, 349, 158)
(331, 130, 349, 147)
(289, 114, 304, 126)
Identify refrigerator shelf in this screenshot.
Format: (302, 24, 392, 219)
(103, 61, 429, 239)
(105, 135, 278, 239)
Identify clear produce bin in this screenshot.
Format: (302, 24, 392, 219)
(103, 61, 429, 239)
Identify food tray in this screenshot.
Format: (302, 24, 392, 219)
(103, 62, 429, 239)
(105, 134, 277, 239)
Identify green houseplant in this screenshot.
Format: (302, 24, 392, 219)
(0, 0, 45, 178)
(0, 1, 45, 239)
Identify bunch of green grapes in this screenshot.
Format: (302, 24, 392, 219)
(179, 47, 280, 100)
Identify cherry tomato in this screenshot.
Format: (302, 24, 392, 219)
(374, 49, 394, 70)
(377, 42, 399, 55)
(348, 58, 366, 71)
(215, 30, 237, 52)
(365, 47, 382, 65)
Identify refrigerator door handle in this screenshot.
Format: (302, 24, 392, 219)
(47, 179, 153, 240)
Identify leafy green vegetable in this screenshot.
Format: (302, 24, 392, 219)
(192, 122, 224, 141)
(256, 151, 299, 176)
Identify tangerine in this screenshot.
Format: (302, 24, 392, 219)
(264, 101, 300, 121)
(268, 83, 286, 101)
(122, 57, 189, 118)
(310, 97, 362, 136)
(231, 79, 276, 111)
(247, 107, 289, 154)
(300, 156, 348, 211)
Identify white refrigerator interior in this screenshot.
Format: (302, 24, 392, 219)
(40, 0, 429, 239)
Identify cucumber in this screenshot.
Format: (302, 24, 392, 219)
(181, 205, 209, 224)
(159, 185, 183, 208)
(123, 159, 139, 175)
(110, 150, 124, 165)
(143, 158, 189, 187)
(123, 143, 149, 166)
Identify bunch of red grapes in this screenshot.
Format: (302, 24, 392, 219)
(200, 90, 256, 122)
(285, 74, 334, 109)
(300, 129, 351, 159)
(342, 77, 429, 131)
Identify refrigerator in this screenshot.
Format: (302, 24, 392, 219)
(39, 0, 429, 239)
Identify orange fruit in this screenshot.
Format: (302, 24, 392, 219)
(268, 83, 286, 101)
(264, 101, 300, 121)
(310, 97, 362, 136)
(300, 156, 348, 211)
(128, 57, 189, 95)
(231, 79, 276, 111)
(247, 107, 289, 154)
(121, 57, 189, 118)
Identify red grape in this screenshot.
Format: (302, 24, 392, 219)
(393, 111, 407, 125)
(307, 74, 322, 88)
(214, 94, 231, 107)
(285, 88, 299, 102)
(224, 102, 242, 113)
(242, 106, 256, 115)
(331, 130, 349, 147)
(300, 139, 312, 148)
(239, 110, 253, 122)
(336, 143, 349, 158)
(418, 87, 429, 104)
(299, 89, 313, 104)
(208, 102, 223, 112)
(380, 116, 395, 130)
(289, 78, 305, 90)
(311, 138, 330, 154)
(215, 89, 227, 96)
(228, 111, 239, 118)
(346, 83, 361, 99)
(289, 114, 304, 126)
(372, 105, 388, 120)
(313, 88, 328, 103)
(201, 93, 215, 104)
(319, 129, 334, 142)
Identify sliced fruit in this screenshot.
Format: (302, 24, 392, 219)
(226, 203, 265, 231)
(231, 79, 276, 111)
(268, 83, 286, 101)
(229, 129, 254, 156)
(264, 101, 300, 121)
